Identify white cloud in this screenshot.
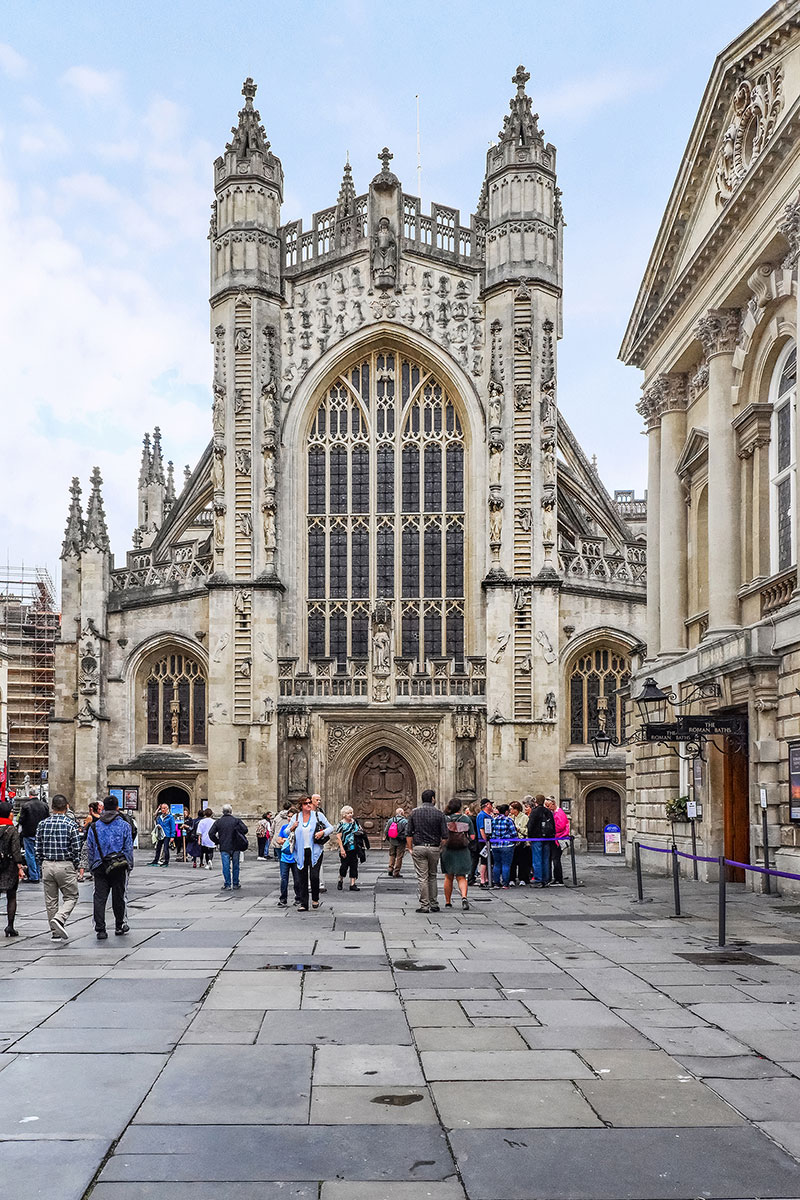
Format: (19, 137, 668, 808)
(61, 65, 121, 99)
(540, 69, 654, 124)
(0, 42, 27, 80)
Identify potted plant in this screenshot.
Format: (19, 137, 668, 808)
(665, 795, 689, 822)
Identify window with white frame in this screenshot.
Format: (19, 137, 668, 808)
(770, 343, 797, 575)
(306, 350, 466, 669)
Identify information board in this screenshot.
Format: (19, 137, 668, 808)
(603, 823, 622, 855)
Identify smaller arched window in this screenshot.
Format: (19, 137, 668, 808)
(569, 646, 630, 745)
(145, 653, 206, 746)
(770, 343, 797, 575)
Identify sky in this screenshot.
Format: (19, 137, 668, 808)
(0, 0, 769, 589)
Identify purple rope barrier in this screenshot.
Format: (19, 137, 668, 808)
(725, 858, 800, 883)
(487, 836, 564, 844)
(676, 850, 718, 864)
(637, 843, 670, 854)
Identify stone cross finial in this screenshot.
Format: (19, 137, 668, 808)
(378, 147, 393, 172)
(513, 65, 530, 94)
(242, 77, 257, 102)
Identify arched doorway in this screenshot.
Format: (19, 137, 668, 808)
(351, 748, 417, 835)
(585, 786, 621, 850)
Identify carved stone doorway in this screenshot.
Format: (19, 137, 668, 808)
(351, 747, 417, 836)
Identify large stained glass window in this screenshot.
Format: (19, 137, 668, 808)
(306, 351, 466, 667)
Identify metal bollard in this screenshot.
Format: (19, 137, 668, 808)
(634, 841, 644, 902)
(762, 807, 772, 896)
(718, 855, 726, 947)
(671, 844, 682, 918)
(569, 836, 578, 887)
(690, 819, 699, 881)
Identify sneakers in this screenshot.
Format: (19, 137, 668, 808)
(277, 899, 287, 907)
(51, 915, 67, 940)
(115, 924, 130, 936)
(233, 884, 242, 890)
(551, 881, 565, 887)
(462, 898, 470, 910)
(429, 904, 441, 912)
(220, 885, 231, 891)
(337, 880, 343, 891)
(96, 930, 108, 940)
(415, 906, 430, 913)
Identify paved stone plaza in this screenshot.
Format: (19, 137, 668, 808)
(5, 854, 800, 1198)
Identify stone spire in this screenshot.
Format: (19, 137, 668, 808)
(60, 477, 84, 559)
(336, 158, 356, 217)
(138, 432, 152, 488)
(165, 460, 176, 507)
(150, 426, 165, 485)
(226, 77, 270, 159)
(83, 467, 110, 553)
(498, 65, 544, 149)
(371, 146, 400, 190)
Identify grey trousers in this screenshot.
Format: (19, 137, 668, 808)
(412, 845, 441, 909)
(42, 861, 79, 931)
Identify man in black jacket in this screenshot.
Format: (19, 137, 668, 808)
(18, 794, 50, 883)
(527, 794, 555, 888)
(209, 804, 248, 891)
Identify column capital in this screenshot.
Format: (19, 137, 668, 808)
(777, 193, 800, 268)
(637, 372, 687, 428)
(694, 308, 741, 359)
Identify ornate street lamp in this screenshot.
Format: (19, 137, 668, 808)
(635, 677, 670, 725)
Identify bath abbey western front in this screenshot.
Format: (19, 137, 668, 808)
(50, 69, 647, 843)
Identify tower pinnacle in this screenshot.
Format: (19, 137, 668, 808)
(83, 467, 110, 553)
(337, 160, 356, 217)
(226, 77, 270, 158)
(60, 477, 84, 559)
(498, 64, 543, 149)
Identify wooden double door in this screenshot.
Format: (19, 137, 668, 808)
(350, 748, 417, 836)
(585, 786, 621, 850)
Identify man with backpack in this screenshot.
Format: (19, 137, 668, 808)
(406, 788, 448, 914)
(87, 794, 134, 940)
(18, 792, 49, 883)
(34, 793, 82, 941)
(384, 807, 408, 877)
(208, 804, 249, 891)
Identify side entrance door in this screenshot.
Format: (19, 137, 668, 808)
(585, 787, 621, 850)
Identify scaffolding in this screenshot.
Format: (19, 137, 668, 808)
(0, 568, 60, 791)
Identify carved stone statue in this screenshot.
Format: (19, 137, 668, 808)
(544, 691, 557, 720)
(372, 628, 391, 673)
(234, 327, 251, 354)
(211, 446, 225, 493)
(456, 743, 477, 793)
(212, 386, 225, 436)
(288, 745, 308, 792)
(372, 217, 397, 289)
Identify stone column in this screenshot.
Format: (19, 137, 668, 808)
(695, 308, 741, 636)
(657, 374, 688, 655)
(637, 388, 661, 658)
(777, 193, 800, 582)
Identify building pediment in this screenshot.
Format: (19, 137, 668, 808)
(675, 427, 709, 485)
(621, 2, 800, 367)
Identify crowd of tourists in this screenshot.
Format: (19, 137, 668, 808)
(0, 787, 569, 938)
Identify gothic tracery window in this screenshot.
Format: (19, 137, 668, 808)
(145, 653, 206, 746)
(306, 351, 466, 667)
(568, 646, 630, 745)
(770, 343, 797, 574)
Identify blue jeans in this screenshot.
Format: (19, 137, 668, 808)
(492, 844, 514, 886)
(220, 851, 240, 888)
(279, 858, 298, 902)
(23, 836, 40, 882)
(531, 841, 551, 884)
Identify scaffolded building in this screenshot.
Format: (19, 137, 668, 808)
(0, 568, 59, 793)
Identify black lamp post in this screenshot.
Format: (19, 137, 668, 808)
(635, 677, 670, 725)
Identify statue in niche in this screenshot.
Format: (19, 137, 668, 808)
(456, 742, 476, 793)
(213, 505, 225, 547)
(489, 394, 502, 429)
(234, 328, 251, 354)
(288, 745, 309, 792)
(544, 692, 557, 721)
(212, 386, 225, 436)
(263, 453, 276, 492)
(211, 446, 225, 493)
(543, 448, 556, 487)
(372, 628, 391, 674)
(262, 382, 277, 433)
(489, 505, 503, 544)
(261, 696, 274, 725)
(263, 505, 276, 550)
(372, 217, 397, 289)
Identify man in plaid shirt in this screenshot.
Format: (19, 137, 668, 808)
(35, 794, 81, 942)
(490, 804, 518, 889)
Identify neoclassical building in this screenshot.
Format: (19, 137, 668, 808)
(51, 69, 646, 837)
(621, 1, 800, 884)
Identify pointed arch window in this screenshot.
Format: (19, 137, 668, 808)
(770, 343, 797, 575)
(145, 653, 206, 746)
(305, 351, 466, 668)
(568, 646, 630, 745)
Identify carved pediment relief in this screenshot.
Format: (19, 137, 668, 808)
(715, 67, 783, 207)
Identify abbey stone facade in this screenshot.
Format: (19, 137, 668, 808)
(50, 69, 646, 840)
